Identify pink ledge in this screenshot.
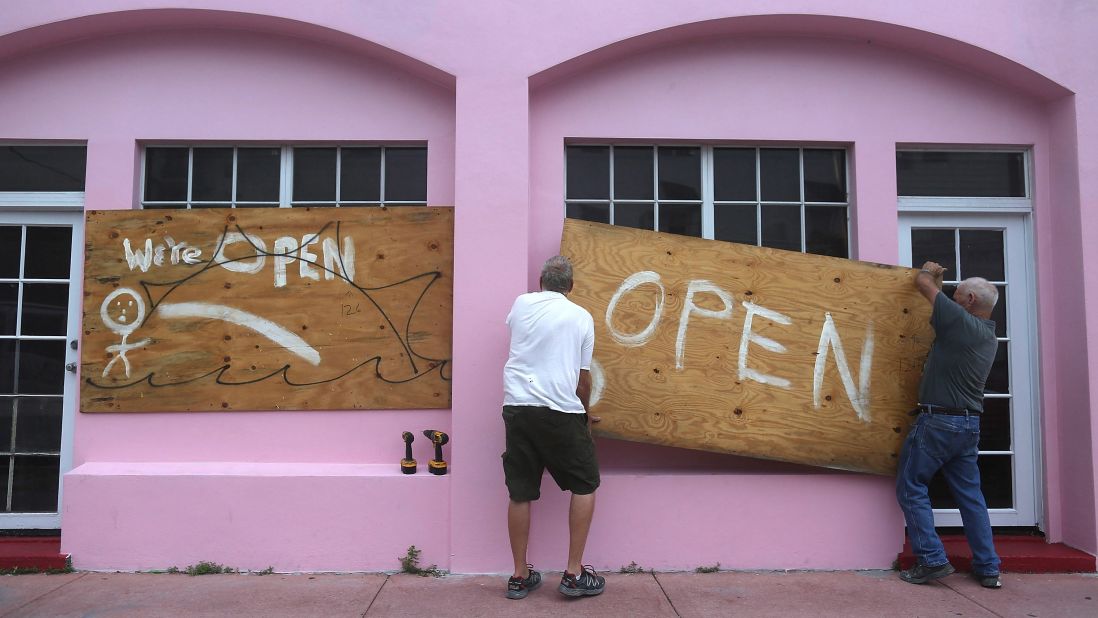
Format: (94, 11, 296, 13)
(61, 462, 450, 573)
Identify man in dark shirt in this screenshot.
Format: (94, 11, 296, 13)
(896, 261, 1003, 589)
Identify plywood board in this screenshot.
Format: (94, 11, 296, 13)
(81, 207, 452, 412)
(561, 219, 934, 475)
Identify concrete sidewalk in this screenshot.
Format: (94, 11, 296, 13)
(1, 570, 1096, 617)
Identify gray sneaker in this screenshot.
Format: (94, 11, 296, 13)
(974, 572, 1002, 589)
(506, 565, 542, 599)
(899, 562, 955, 584)
(559, 565, 605, 597)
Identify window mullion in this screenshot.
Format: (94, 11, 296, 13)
(379, 146, 387, 206)
(652, 146, 659, 232)
(186, 148, 194, 209)
(280, 147, 292, 208)
(231, 147, 238, 209)
(701, 146, 714, 240)
(799, 148, 806, 253)
(335, 146, 342, 207)
(608, 145, 615, 226)
(755, 148, 762, 246)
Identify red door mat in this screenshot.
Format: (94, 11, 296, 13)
(898, 535, 1096, 572)
(0, 537, 68, 571)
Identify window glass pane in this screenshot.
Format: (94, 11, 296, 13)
(613, 147, 653, 200)
(0, 398, 12, 451)
(0, 283, 16, 335)
(713, 148, 756, 201)
(714, 204, 757, 245)
(341, 148, 381, 202)
(236, 147, 280, 203)
(760, 204, 800, 251)
(385, 147, 427, 202)
(566, 146, 609, 199)
(0, 146, 86, 192)
(910, 229, 956, 276)
(144, 148, 189, 202)
(0, 226, 21, 278)
(804, 206, 848, 258)
(930, 455, 1012, 509)
(979, 397, 1011, 451)
(990, 285, 1006, 338)
(23, 226, 71, 280)
(11, 455, 59, 512)
(959, 230, 1005, 281)
(191, 148, 233, 202)
(13, 397, 62, 453)
(657, 147, 700, 200)
(142, 203, 186, 210)
(760, 149, 800, 202)
(190, 203, 232, 209)
(659, 203, 701, 237)
(897, 151, 1026, 197)
(803, 149, 846, 202)
(293, 148, 336, 202)
(565, 202, 609, 224)
(0, 340, 13, 394)
(614, 203, 654, 230)
(0, 457, 8, 510)
(985, 342, 1009, 395)
(17, 340, 65, 395)
(20, 283, 68, 336)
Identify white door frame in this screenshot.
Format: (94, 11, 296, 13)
(898, 212, 1040, 528)
(0, 209, 83, 529)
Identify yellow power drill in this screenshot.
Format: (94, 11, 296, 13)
(422, 430, 449, 475)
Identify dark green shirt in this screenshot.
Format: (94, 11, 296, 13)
(917, 292, 998, 412)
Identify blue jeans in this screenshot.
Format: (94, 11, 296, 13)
(896, 413, 1001, 576)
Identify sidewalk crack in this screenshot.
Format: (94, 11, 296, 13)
(362, 573, 390, 617)
(1, 571, 90, 618)
(651, 572, 682, 617)
(940, 578, 1004, 617)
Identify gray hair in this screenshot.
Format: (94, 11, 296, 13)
(540, 255, 574, 293)
(959, 277, 999, 312)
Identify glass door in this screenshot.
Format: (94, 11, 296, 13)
(0, 211, 82, 529)
(898, 213, 1037, 527)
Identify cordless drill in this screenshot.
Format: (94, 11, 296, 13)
(400, 431, 417, 474)
(422, 430, 449, 475)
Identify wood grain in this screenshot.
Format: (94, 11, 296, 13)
(561, 219, 934, 475)
(81, 207, 452, 412)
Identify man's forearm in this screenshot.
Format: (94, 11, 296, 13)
(576, 370, 592, 413)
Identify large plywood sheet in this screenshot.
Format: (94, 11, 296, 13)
(561, 220, 934, 475)
(81, 207, 452, 412)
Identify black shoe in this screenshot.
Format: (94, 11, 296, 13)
(973, 572, 1002, 589)
(506, 565, 542, 599)
(559, 565, 606, 597)
(899, 562, 955, 584)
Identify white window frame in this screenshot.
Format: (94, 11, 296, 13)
(139, 144, 429, 209)
(564, 144, 852, 256)
(0, 210, 84, 529)
(896, 146, 1041, 530)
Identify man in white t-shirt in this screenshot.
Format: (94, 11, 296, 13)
(501, 255, 605, 600)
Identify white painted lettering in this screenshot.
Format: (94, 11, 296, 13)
(813, 313, 875, 422)
(738, 301, 792, 389)
(299, 234, 320, 281)
(606, 271, 665, 347)
(123, 238, 154, 272)
(322, 236, 356, 282)
(214, 232, 267, 274)
(675, 280, 734, 370)
(181, 247, 202, 264)
(272, 236, 299, 288)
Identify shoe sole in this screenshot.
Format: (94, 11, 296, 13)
(506, 579, 541, 599)
(558, 584, 605, 597)
(901, 564, 956, 584)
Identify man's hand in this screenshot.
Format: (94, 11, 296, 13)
(915, 261, 946, 303)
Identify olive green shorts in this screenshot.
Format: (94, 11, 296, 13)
(502, 405, 601, 501)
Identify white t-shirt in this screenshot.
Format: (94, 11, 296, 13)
(503, 291, 595, 413)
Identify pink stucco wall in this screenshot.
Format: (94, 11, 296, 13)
(1, 1, 1096, 571)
